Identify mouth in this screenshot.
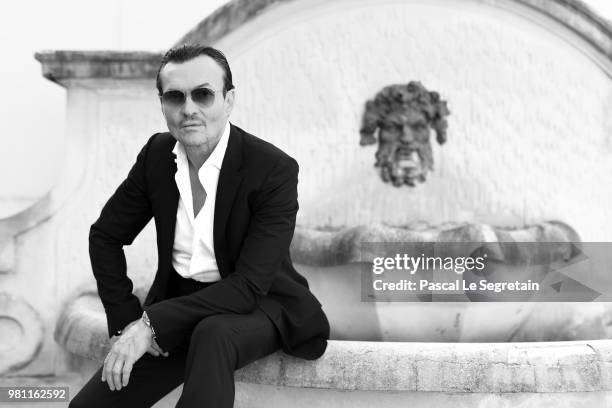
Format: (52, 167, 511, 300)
(181, 122, 204, 129)
(395, 147, 419, 168)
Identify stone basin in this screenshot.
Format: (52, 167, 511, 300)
(291, 221, 610, 342)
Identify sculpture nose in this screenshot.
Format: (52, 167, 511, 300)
(400, 128, 413, 143)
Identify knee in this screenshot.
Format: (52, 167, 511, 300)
(190, 316, 235, 348)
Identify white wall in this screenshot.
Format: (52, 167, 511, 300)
(0, 0, 611, 216)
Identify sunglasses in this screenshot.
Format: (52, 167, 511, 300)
(160, 87, 217, 109)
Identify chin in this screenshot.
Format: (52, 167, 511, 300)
(181, 131, 202, 139)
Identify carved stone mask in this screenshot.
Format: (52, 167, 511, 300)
(360, 82, 450, 187)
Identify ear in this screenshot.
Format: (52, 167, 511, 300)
(224, 89, 235, 116)
(428, 93, 450, 145)
(159, 97, 166, 118)
(359, 100, 379, 145)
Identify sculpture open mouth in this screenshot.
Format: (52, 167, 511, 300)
(378, 145, 426, 186)
(396, 147, 420, 170)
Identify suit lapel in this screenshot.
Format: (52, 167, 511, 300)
(145, 140, 179, 304)
(159, 147, 180, 266)
(214, 124, 244, 272)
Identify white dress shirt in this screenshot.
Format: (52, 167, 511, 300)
(171, 122, 230, 282)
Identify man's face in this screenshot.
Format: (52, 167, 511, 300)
(159, 55, 234, 147)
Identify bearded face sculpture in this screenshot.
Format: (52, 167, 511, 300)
(360, 82, 450, 187)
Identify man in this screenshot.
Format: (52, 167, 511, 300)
(70, 45, 329, 408)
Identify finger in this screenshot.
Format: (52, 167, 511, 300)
(122, 343, 138, 387)
(112, 352, 125, 391)
(103, 352, 116, 387)
(147, 345, 160, 356)
(152, 339, 169, 357)
(122, 356, 135, 387)
(110, 343, 128, 391)
(102, 353, 110, 382)
(151, 342, 163, 354)
(104, 352, 118, 390)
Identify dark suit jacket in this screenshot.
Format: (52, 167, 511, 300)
(89, 123, 329, 360)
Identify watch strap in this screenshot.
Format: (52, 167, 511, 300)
(141, 311, 157, 340)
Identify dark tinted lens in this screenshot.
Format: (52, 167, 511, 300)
(161, 90, 185, 108)
(191, 88, 215, 107)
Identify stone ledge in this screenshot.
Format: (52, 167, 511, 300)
(290, 221, 579, 266)
(55, 292, 612, 393)
(34, 51, 163, 86)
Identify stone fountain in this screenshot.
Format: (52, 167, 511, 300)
(2, 0, 612, 406)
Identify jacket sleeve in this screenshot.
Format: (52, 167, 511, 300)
(145, 155, 299, 352)
(89, 136, 155, 337)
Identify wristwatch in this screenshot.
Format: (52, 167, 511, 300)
(141, 311, 157, 340)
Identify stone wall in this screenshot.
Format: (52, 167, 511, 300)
(207, 0, 612, 240)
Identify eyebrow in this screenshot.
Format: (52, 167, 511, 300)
(165, 83, 213, 92)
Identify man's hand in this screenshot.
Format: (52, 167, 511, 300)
(102, 318, 162, 391)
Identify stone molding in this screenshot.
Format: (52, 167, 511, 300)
(176, 0, 612, 64)
(35, 0, 612, 87)
(0, 293, 44, 374)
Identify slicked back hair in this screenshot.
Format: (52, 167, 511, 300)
(156, 44, 234, 96)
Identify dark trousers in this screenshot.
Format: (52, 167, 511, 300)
(69, 273, 282, 408)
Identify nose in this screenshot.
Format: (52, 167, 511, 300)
(400, 128, 413, 143)
(181, 94, 199, 116)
